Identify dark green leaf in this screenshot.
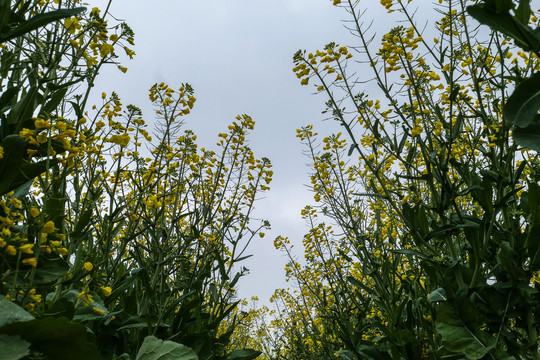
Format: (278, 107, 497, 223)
(0, 334, 30, 360)
(227, 349, 262, 360)
(33, 253, 69, 285)
(39, 87, 68, 117)
(427, 288, 447, 302)
(451, 113, 464, 138)
(505, 72, 540, 128)
(135, 336, 198, 360)
(435, 303, 496, 359)
(483, 0, 514, 13)
(467, 5, 540, 51)
(44, 297, 75, 320)
(0, 87, 18, 114)
(515, 0, 531, 24)
(512, 120, 540, 151)
(11, 179, 32, 200)
(348, 143, 358, 156)
(0, 296, 33, 328)
(347, 275, 376, 296)
(0, 8, 86, 44)
(390, 248, 433, 262)
(0, 135, 26, 195)
(6, 86, 38, 127)
(0, 317, 103, 360)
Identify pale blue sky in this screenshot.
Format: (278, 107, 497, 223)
(89, 0, 400, 303)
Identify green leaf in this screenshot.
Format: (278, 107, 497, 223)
(427, 288, 447, 302)
(515, 0, 531, 24)
(504, 72, 540, 128)
(135, 336, 198, 360)
(451, 112, 464, 139)
(347, 275, 376, 296)
(467, 5, 540, 51)
(0, 87, 18, 113)
(0, 334, 30, 360)
(227, 349, 262, 360)
(483, 0, 514, 13)
(44, 297, 75, 320)
(335, 350, 355, 360)
(0, 317, 103, 360)
(512, 120, 540, 151)
(435, 303, 496, 359)
(0, 7, 86, 44)
(6, 86, 39, 127)
(348, 143, 358, 156)
(0, 296, 33, 328)
(0, 135, 27, 195)
(390, 248, 433, 262)
(0, 0, 11, 32)
(39, 86, 68, 117)
(33, 253, 69, 284)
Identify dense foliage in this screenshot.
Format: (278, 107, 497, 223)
(3, 0, 540, 359)
(0, 1, 268, 359)
(235, 0, 540, 359)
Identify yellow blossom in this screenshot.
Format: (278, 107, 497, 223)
(19, 244, 34, 254)
(64, 17, 81, 34)
(84, 262, 93, 271)
(6, 245, 16, 256)
(29, 207, 40, 218)
(22, 258, 37, 267)
(101, 286, 112, 297)
(42, 221, 55, 233)
(92, 307, 104, 315)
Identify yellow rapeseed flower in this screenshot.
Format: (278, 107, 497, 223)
(29, 207, 40, 218)
(92, 307, 104, 315)
(19, 244, 34, 254)
(6, 245, 16, 256)
(84, 262, 93, 271)
(22, 258, 37, 267)
(101, 286, 112, 297)
(42, 221, 55, 233)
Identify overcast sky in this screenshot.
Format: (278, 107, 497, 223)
(88, 0, 402, 304)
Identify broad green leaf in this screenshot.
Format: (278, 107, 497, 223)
(512, 121, 540, 151)
(504, 72, 540, 127)
(390, 248, 433, 261)
(0, 0, 11, 32)
(428, 288, 447, 302)
(227, 349, 262, 360)
(515, 0, 531, 24)
(135, 336, 198, 360)
(0, 86, 17, 113)
(11, 179, 32, 200)
(483, 0, 514, 13)
(451, 112, 464, 139)
(0, 135, 27, 196)
(335, 350, 355, 360)
(44, 297, 75, 320)
(0, 296, 33, 328)
(435, 303, 496, 359)
(467, 5, 540, 51)
(39, 86, 68, 117)
(6, 86, 38, 127)
(0, 317, 103, 360)
(0, 7, 86, 44)
(0, 334, 30, 360)
(73, 292, 107, 321)
(33, 253, 69, 284)
(347, 275, 377, 296)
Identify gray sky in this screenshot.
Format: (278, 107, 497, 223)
(89, 0, 395, 303)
